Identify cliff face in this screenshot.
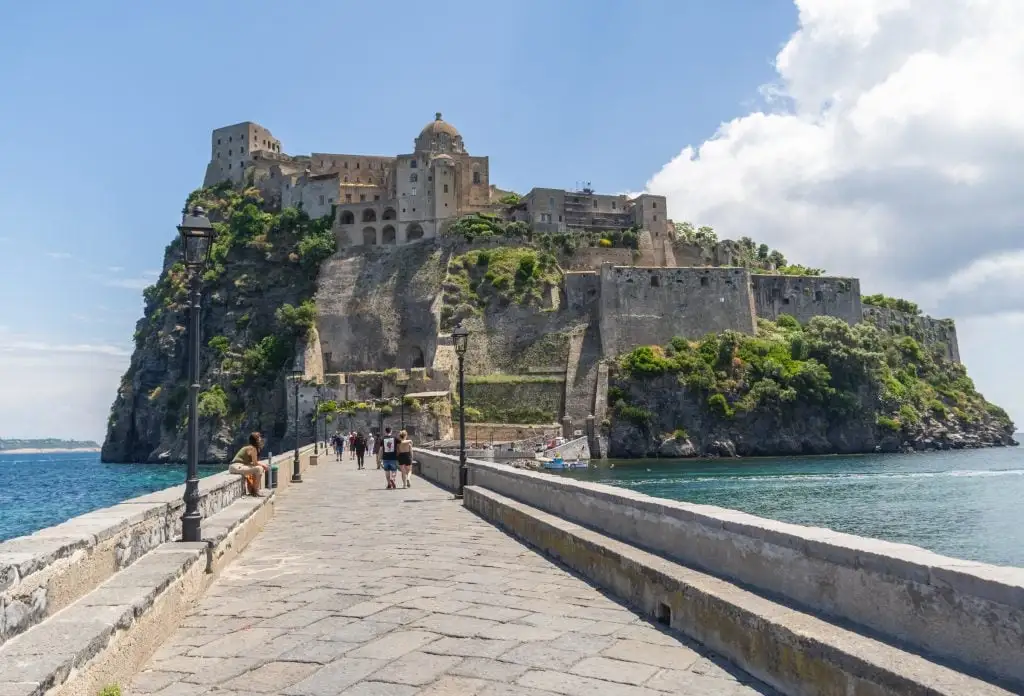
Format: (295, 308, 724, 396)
(607, 316, 1017, 458)
(102, 184, 335, 463)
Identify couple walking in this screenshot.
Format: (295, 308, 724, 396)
(377, 426, 414, 489)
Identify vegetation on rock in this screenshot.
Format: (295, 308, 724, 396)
(862, 293, 922, 315)
(441, 247, 561, 330)
(612, 315, 1014, 456)
(104, 182, 337, 462)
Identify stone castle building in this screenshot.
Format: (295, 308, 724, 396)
(201, 114, 671, 252)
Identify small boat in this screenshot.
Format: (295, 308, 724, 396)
(540, 455, 588, 470)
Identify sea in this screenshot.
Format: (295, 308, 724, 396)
(0, 451, 221, 543)
(556, 442, 1024, 567)
(3, 446, 1024, 567)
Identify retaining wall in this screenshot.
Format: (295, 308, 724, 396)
(413, 449, 1024, 686)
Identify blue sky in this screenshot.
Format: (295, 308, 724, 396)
(4, 0, 1021, 440)
(0, 0, 795, 439)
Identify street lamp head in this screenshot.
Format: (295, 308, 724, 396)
(452, 323, 469, 357)
(177, 206, 216, 268)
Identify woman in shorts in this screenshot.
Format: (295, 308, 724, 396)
(397, 430, 414, 488)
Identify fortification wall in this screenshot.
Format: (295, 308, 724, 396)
(598, 266, 757, 356)
(562, 247, 635, 271)
(752, 275, 863, 325)
(459, 304, 584, 377)
(564, 272, 600, 313)
(863, 306, 961, 362)
(464, 377, 566, 424)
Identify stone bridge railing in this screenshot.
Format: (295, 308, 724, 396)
(413, 448, 1024, 690)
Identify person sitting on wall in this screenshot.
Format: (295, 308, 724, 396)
(229, 432, 269, 496)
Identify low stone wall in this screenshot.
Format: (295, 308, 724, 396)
(413, 449, 1024, 686)
(0, 445, 314, 649)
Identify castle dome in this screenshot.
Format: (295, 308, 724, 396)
(419, 112, 460, 140)
(415, 112, 466, 155)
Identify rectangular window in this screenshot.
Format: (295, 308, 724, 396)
(360, 194, 366, 202)
(410, 159, 417, 169)
(344, 162, 348, 169)
(318, 195, 325, 205)
(653, 215, 658, 221)
(443, 184, 449, 193)
(374, 194, 380, 201)
(217, 138, 221, 145)
(240, 147, 245, 154)
(612, 201, 616, 209)
(345, 194, 352, 202)
(653, 201, 657, 208)
(558, 215, 562, 222)
(472, 172, 481, 184)
(593, 200, 598, 208)
(228, 163, 232, 169)
(356, 162, 360, 169)
(549, 196, 554, 207)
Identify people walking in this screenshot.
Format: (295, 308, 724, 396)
(379, 427, 398, 488)
(354, 431, 367, 469)
(397, 429, 414, 488)
(349, 431, 357, 460)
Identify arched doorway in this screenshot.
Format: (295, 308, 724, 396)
(362, 208, 377, 222)
(339, 210, 355, 225)
(362, 227, 377, 245)
(406, 222, 424, 241)
(410, 346, 425, 368)
(382, 225, 397, 245)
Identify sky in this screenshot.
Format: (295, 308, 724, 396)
(0, 0, 1021, 440)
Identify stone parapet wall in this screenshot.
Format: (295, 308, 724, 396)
(413, 449, 1024, 685)
(464, 377, 565, 424)
(0, 445, 314, 649)
(751, 274, 862, 326)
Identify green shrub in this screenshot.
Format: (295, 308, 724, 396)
(275, 300, 317, 335)
(671, 428, 688, 441)
(863, 293, 921, 315)
(198, 385, 229, 419)
(97, 686, 122, 696)
(876, 415, 901, 432)
(776, 314, 800, 330)
(707, 393, 734, 418)
(208, 335, 230, 355)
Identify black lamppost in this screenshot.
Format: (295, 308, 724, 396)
(290, 368, 303, 483)
(312, 393, 320, 456)
(452, 323, 469, 496)
(398, 376, 409, 430)
(177, 207, 216, 543)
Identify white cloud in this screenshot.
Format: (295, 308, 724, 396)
(46, 252, 72, 260)
(90, 269, 159, 290)
(647, 0, 1024, 424)
(107, 266, 125, 273)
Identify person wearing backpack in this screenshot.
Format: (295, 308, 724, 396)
(379, 427, 399, 489)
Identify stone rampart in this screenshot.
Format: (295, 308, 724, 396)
(751, 274, 862, 325)
(563, 272, 600, 313)
(413, 449, 1024, 686)
(863, 305, 961, 362)
(464, 376, 565, 424)
(561, 247, 635, 271)
(598, 265, 757, 356)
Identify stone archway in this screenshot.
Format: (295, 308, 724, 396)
(382, 207, 397, 220)
(362, 227, 377, 245)
(339, 210, 355, 225)
(410, 346, 425, 368)
(362, 208, 377, 223)
(406, 222, 424, 241)
(382, 225, 397, 245)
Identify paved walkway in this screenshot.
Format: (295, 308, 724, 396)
(129, 457, 774, 696)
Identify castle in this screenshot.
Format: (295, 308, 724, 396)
(203, 114, 675, 259)
(201, 115, 961, 444)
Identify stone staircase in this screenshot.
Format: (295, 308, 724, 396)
(562, 321, 603, 433)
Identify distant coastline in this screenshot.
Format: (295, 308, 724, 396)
(0, 447, 101, 455)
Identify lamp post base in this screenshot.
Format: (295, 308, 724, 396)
(181, 513, 201, 542)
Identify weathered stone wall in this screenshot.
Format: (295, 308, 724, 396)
(460, 306, 581, 377)
(562, 248, 635, 271)
(752, 275, 863, 325)
(465, 377, 565, 423)
(563, 272, 600, 313)
(598, 265, 757, 356)
(863, 306, 961, 362)
(315, 243, 448, 373)
(412, 450, 1024, 687)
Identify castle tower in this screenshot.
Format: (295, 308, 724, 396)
(203, 121, 281, 187)
(414, 113, 466, 156)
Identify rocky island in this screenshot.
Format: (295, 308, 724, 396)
(102, 115, 1015, 462)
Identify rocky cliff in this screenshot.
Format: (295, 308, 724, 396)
(102, 183, 336, 462)
(607, 316, 1017, 458)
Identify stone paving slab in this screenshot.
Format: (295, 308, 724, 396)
(127, 463, 774, 695)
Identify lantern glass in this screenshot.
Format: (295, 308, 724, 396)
(452, 324, 469, 357)
(182, 233, 212, 267)
(177, 206, 216, 269)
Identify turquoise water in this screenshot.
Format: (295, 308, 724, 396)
(0, 452, 221, 542)
(556, 445, 1024, 567)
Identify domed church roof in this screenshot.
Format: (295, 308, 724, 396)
(415, 112, 466, 155)
(419, 112, 461, 140)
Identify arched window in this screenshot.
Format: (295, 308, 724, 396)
(362, 208, 377, 222)
(339, 210, 355, 225)
(410, 346, 425, 368)
(406, 223, 424, 241)
(410, 173, 418, 183)
(382, 225, 397, 245)
(382, 207, 397, 220)
(362, 227, 377, 245)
